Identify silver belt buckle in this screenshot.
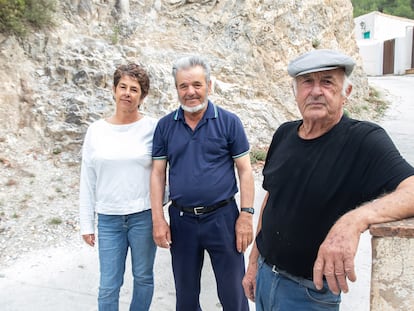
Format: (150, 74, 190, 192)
(271, 265, 279, 274)
(193, 206, 205, 215)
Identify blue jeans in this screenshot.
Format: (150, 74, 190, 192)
(97, 210, 156, 311)
(255, 256, 341, 311)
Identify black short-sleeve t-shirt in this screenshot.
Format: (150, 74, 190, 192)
(256, 116, 414, 279)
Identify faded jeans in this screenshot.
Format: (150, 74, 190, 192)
(255, 256, 341, 311)
(97, 210, 156, 311)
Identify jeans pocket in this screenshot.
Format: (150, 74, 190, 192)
(305, 284, 341, 306)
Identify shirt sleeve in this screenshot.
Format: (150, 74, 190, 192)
(229, 114, 250, 158)
(79, 127, 97, 235)
(358, 125, 414, 196)
(152, 120, 168, 160)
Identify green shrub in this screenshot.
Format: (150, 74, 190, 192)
(48, 217, 62, 225)
(250, 148, 267, 164)
(0, 0, 56, 37)
(365, 86, 388, 117)
(0, 0, 25, 35)
(111, 24, 121, 45)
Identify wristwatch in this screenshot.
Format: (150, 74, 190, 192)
(241, 207, 255, 214)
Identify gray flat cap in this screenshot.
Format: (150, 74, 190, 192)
(287, 49, 355, 77)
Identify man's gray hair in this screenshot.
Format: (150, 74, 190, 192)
(172, 55, 211, 86)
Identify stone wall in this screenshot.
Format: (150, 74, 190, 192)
(370, 218, 414, 311)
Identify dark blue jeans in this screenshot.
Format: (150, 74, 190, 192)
(255, 256, 341, 311)
(169, 201, 249, 311)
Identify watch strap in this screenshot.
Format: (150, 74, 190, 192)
(241, 207, 254, 214)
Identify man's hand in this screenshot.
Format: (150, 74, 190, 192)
(313, 214, 361, 295)
(242, 259, 258, 301)
(152, 219, 172, 249)
(235, 212, 253, 252)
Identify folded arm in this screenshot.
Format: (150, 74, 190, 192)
(313, 175, 414, 294)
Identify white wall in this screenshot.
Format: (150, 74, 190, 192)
(355, 12, 414, 41)
(405, 27, 414, 69)
(355, 12, 414, 75)
(395, 37, 406, 75)
(355, 13, 375, 40)
(357, 40, 383, 76)
(373, 14, 414, 40)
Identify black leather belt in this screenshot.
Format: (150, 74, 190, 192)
(172, 197, 235, 215)
(264, 260, 323, 292)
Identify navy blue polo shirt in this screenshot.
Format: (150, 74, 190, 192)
(152, 101, 250, 207)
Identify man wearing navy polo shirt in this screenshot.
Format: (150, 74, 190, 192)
(151, 55, 255, 311)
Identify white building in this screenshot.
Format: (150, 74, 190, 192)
(354, 11, 414, 76)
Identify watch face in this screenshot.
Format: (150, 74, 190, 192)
(241, 208, 254, 214)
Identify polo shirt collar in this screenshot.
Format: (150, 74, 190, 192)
(173, 100, 218, 121)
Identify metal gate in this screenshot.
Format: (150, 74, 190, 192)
(383, 39, 395, 75)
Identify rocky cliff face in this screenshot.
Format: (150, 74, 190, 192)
(0, 0, 374, 162)
(0, 0, 379, 262)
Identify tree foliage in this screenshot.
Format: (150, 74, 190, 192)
(0, 0, 56, 37)
(352, 0, 414, 19)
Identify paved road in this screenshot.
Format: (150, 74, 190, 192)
(369, 74, 414, 164)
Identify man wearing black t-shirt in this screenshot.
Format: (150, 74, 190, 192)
(242, 49, 414, 311)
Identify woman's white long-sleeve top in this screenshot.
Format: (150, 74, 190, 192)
(79, 116, 157, 235)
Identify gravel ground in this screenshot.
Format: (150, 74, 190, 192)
(0, 156, 80, 267)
